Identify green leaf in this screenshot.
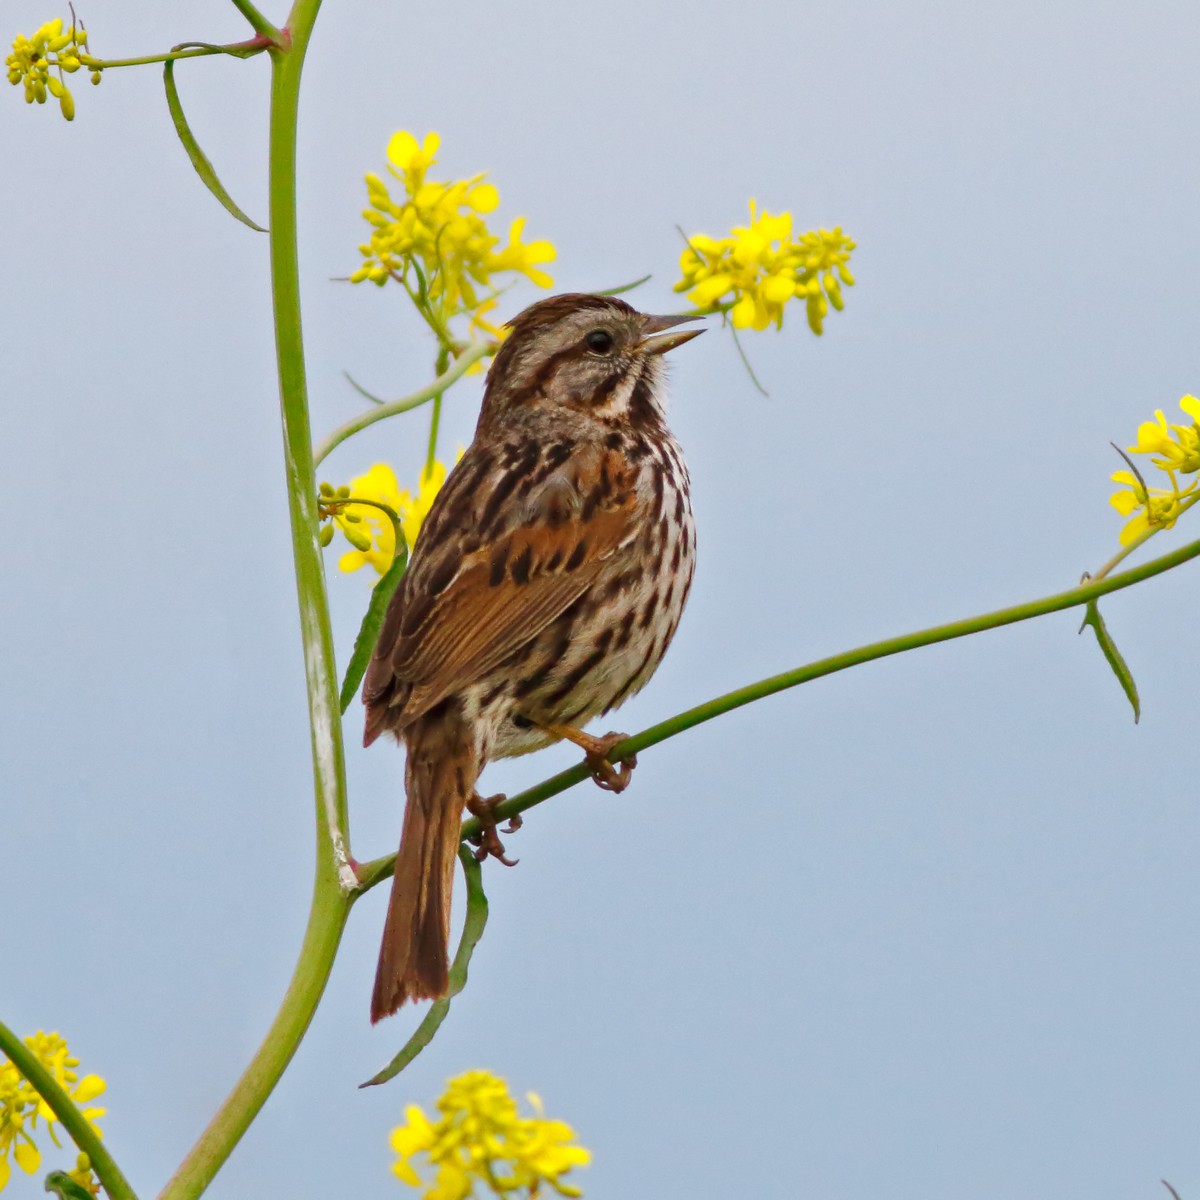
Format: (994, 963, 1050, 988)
(339, 546, 408, 714)
(342, 370, 388, 405)
(360, 847, 490, 1087)
(1079, 599, 1141, 723)
(44, 1172, 96, 1200)
(163, 60, 267, 232)
(596, 273, 652, 296)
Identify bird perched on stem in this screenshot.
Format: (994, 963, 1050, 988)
(364, 292, 702, 1021)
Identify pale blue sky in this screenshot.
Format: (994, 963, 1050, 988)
(4, 1, 1199, 1197)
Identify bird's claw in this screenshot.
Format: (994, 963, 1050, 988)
(585, 733, 637, 794)
(466, 792, 520, 866)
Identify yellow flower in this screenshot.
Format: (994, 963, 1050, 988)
(351, 131, 555, 339)
(1126, 394, 1200, 476)
(1108, 393, 1200, 545)
(322, 459, 454, 577)
(390, 1071, 590, 1199)
(387, 130, 441, 194)
(1108, 470, 1192, 546)
(0, 1032, 106, 1192)
(485, 217, 556, 290)
(675, 201, 855, 334)
(6, 16, 93, 120)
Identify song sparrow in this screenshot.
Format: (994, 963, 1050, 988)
(363, 292, 701, 1021)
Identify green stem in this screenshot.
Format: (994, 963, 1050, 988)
(84, 40, 269, 69)
(0, 1019, 137, 1200)
(426, 399, 444, 470)
(354, 530, 1200, 892)
(157, 4, 349, 1196)
(227, 0, 283, 41)
(313, 340, 490, 466)
(424, 348, 448, 478)
(323, 495, 403, 551)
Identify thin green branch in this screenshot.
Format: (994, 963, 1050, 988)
(313, 340, 491, 466)
(321, 494, 403, 552)
(728, 320, 769, 396)
(157, 4, 347, 1196)
(83, 39, 269, 69)
(424, 347, 449, 478)
(354, 531, 1200, 894)
(0, 1018, 137, 1200)
(228, 0, 283, 41)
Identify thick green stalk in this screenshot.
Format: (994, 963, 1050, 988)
(355, 531, 1200, 892)
(0, 1019, 137, 1200)
(157, 3, 349, 1195)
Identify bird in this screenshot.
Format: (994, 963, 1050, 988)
(363, 292, 702, 1021)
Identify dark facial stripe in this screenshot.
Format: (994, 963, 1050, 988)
(507, 346, 577, 408)
(586, 363, 632, 408)
(627, 371, 659, 428)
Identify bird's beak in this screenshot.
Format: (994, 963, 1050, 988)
(638, 312, 706, 356)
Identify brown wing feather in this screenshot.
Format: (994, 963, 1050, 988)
(363, 441, 638, 738)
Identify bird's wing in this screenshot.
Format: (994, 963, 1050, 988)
(363, 440, 640, 740)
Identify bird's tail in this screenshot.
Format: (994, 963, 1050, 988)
(371, 717, 477, 1022)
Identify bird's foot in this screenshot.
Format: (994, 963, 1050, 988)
(466, 791, 521, 866)
(584, 731, 637, 793)
(539, 723, 637, 793)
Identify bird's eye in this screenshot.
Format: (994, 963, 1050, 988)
(585, 329, 614, 354)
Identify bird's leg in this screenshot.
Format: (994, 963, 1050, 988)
(465, 791, 522, 866)
(540, 724, 638, 794)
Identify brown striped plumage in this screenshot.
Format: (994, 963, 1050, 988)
(364, 293, 701, 1021)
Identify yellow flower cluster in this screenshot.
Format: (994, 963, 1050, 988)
(675, 201, 856, 335)
(1110, 394, 1200, 546)
(320, 460, 451, 576)
(350, 131, 556, 340)
(391, 1070, 590, 1199)
(0, 1032, 105, 1192)
(6, 17, 98, 121)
